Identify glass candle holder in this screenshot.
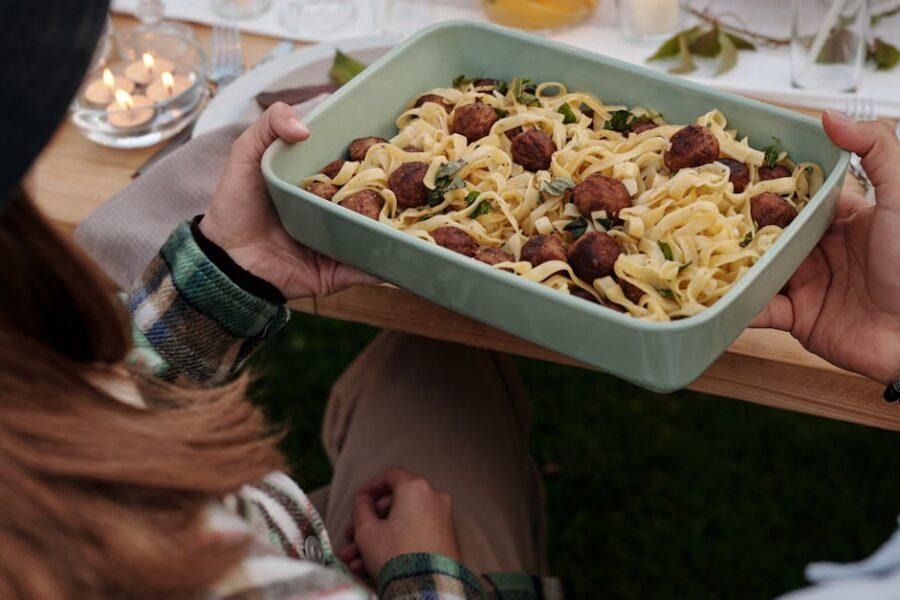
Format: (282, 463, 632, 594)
(791, 0, 870, 92)
(481, 0, 598, 32)
(70, 28, 208, 148)
(619, 0, 681, 41)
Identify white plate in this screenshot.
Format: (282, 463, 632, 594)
(193, 34, 400, 137)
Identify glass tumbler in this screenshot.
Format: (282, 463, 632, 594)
(791, 0, 870, 92)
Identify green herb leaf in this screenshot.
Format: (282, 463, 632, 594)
(678, 262, 692, 273)
(512, 78, 541, 107)
(564, 217, 588, 239)
(725, 32, 756, 51)
(471, 200, 492, 217)
(689, 27, 721, 57)
(605, 110, 634, 133)
(715, 27, 739, 76)
(540, 176, 576, 196)
(658, 241, 674, 261)
(427, 176, 465, 207)
(657, 288, 675, 299)
(558, 103, 578, 124)
(868, 38, 900, 70)
(465, 190, 481, 205)
(330, 50, 367, 85)
(872, 6, 900, 27)
(669, 32, 698, 74)
(452, 74, 473, 88)
(595, 218, 617, 230)
(647, 26, 700, 61)
(763, 137, 783, 168)
(739, 232, 753, 247)
(436, 159, 465, 180)
(493, 107, 508, 119)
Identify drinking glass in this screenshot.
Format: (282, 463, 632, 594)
(211, 0, 274, 20)
(280, 0, 357, 34)
(791, 0, 870, 92)
(371, 0, 435, 36)
(481, 0, 597, 31)
(619, 0, 682, 41)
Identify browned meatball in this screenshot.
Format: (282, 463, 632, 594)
(431, 227, 478, 257)
(320, 159, 345, 179)
(451, 102, 498, 143)
(388, 162, 430, 208)
(339, 189, 384, 220)
(718, 158, 750, 193)
(619, 279, 644, 304)
(573, 174, 631, 219)
(511, 129, 556, 172)
(415, 93, 451, 113)
(521, 234, 567, 266)
(750, 192, 797, 229)
(630, 120, 656, 134)
(504, 126, 524, 140)
(348, 136, 388, 161)
(567, 231, 621, 283)
(307, 181, 339, 200)
(663, 124, 720, 171)
(475, 247, 514, 265)
(473, 78, 503, 91)
(758, 165, 792, 181)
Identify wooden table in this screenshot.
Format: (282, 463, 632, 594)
(33, 16, 894, 431)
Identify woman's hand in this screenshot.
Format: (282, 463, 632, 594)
(199, 102, 377, 300)
(338, 467, 461, 582)
(751, 111, 900, 383)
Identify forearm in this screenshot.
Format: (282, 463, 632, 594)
(127, 219, 289, 385)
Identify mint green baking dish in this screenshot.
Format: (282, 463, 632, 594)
(262, 21, 849, 392)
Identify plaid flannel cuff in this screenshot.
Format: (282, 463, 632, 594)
(127, 221, 289, 384)
(378, 553, 485, 599)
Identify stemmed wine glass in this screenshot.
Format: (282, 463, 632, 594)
(279, 0, 358, 34)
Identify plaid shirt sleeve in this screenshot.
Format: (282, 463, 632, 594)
(126, 221, 289, 385)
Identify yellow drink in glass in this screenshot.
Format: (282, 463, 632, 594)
(482, 0, 598, 31)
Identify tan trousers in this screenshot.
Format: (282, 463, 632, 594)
(309, 331, 548, 575)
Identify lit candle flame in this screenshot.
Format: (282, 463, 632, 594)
(115, 89, 135, 110)
(162, 71, 175, 95)
(102, 68, 115, 90)
(142, 52, 155, 72)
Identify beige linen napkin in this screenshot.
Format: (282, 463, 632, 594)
(75, 96, 327, 289)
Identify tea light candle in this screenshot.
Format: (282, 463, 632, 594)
(145, 71, 192, 102)
(107, 89, 154, 128)
(83, 68, 135, 105)
(125, 52, 174, 86)
(622, 0, 680, 36)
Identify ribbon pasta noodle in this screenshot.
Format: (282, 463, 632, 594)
(302, 78, 824, 322)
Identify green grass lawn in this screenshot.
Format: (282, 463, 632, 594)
(250, 313, 900, 599)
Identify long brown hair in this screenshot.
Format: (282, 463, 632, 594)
(0, 188, 284, 599)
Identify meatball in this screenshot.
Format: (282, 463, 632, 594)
(750, 192, 797, 229)
(567, 231, 621, 283)
(504, 126, 524, 140)
(431, 227, 478, 257)
(451, 102, 498, 143)
(521, 234, 567, 266)
(473, 78, 503, 91)
(414, 93, 451, 113)
(307, 181, 339, 201)
(388, 161, 430, 209)
(663, 124, 720, 171)
(630, 120, 656, 134)
(320, 159, 345, 179)
(339, 189, 384, 220)
(475, 247, 514, 266)
(758, 165, 792, 181)
(511, 129, 556, 172)
(573, 174, 631, 219)
(619, 279, 645, 305)
(348, 136, 388, 161)
(718, 158, 750, 193)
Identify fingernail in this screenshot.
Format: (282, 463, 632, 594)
(287, 117, 309, 136)
(825, 109, 853, 125)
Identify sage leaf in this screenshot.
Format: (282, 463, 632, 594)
(471, 200, 492, 217)
(465, 190, 480, 205)
(657, 288, 675, 299)
(330, 50, 367, 85)
(669, 32, 697, 74)
(763, 137, 783, 168)
(595, 218, 617, 230)
(715, 27, 739, 76)
(869, 38, 900, 70)
(726, 32, 756, 50)
(739, 232, 753, 247)
(658, 241, 674, 261)
(493, 107, 508, 119)
(564, 217, 588, 239)
(678, 262, 692, 274)
(558, 103, 578, 124)
(689, 27, 721, 57)
(436, 159, 465, 179)
(428, 175, 465, 206)
(540, 176, 575, 196)
(647, 26, 699, 61)
(452, 74, 473, 87)
(605, 110, 634, 133)
(512, 78, 540, 107)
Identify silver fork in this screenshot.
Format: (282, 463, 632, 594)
(209, 23, 243, 89)
(844, 96, 876, 192)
